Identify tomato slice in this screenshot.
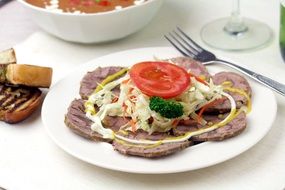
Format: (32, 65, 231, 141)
(129, 61, 190, 99)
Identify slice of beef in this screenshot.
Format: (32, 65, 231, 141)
(174, 119, 202, 136)
(113, 130, 191, 158)
(169, 57, 211, 79)
(102, 116, 130, 132)
(206, 72, 252, 113)
(65, 99, 128, 142)
(80, 66, 125, 99)
(173, 112, 247, 141)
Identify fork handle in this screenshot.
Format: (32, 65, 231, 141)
(215, 59, 285, 96)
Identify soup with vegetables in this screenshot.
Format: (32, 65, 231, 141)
(25, 0, 147, 14)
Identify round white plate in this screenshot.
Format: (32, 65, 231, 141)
(42, 47, 277, 174)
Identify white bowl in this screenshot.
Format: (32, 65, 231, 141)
(18, 0, 163, 43)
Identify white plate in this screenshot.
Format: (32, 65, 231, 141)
(42, 47, 277, 174)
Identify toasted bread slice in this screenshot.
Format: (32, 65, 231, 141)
(0, 48, 16, 64)
(4, 64, 53, 88)
(0, 84, 42, 123)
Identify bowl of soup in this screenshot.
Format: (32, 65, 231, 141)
(18, 0, 163, 43)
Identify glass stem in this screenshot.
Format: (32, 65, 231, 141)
(224, 0, 248, 35)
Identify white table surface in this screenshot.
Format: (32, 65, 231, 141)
(0, 0, 285, 189)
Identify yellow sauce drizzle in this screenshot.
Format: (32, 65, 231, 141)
(223, 87, 252, 113)
(94, 68, 129, 93)
(199, 75, 206, 80)
(84, 68, 129, 115)
(118, 130, 129, 136)
(222, 81, 233, 87)
(115, 138, 163, 149)
(84, 101, 96, 115)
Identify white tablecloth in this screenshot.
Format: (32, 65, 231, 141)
(0, 0, 285, 189)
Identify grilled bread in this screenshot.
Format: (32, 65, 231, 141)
(0, 84, 42, 123)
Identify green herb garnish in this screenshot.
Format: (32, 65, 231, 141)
(149, 96, 184, 119)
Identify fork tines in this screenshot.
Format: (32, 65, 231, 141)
(165, 27, 202, 58)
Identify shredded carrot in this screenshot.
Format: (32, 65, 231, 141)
(129, 95, 137, 102)
(122, 102, 128, 120)
(172, 119, 180, 127)
(126, 87, 137, 103)
(197, 98, 224, 123)
(122, 78, 130, 84)
(112, 97, 119, 103)
(129, 119, 137, 132)
(129, 95, 136, 99)
(189, 72, 208, 86)
(128, 87, 134, 94)
(122, 102, 127, 110)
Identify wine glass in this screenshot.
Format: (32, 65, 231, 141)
(200, 0, 272, 51)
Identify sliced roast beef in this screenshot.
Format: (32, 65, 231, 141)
(169, 57, 211, 79)
(113, 130, 191, 158)
(80, 66, 125, 99)
(174, 120, 202, 135)
(65, 99, 128, 142)
(173, 112, 247, 141)
(102, 116, 129, 132)
(206, 72, 252, 113)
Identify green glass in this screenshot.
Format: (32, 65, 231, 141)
(280, 3, 285, 60)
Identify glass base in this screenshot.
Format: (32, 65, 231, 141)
(201, 17, 273, 51)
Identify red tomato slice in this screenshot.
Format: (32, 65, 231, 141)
(129, 61, 190, 99)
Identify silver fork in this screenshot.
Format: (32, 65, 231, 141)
(165, 27, 285, 97)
